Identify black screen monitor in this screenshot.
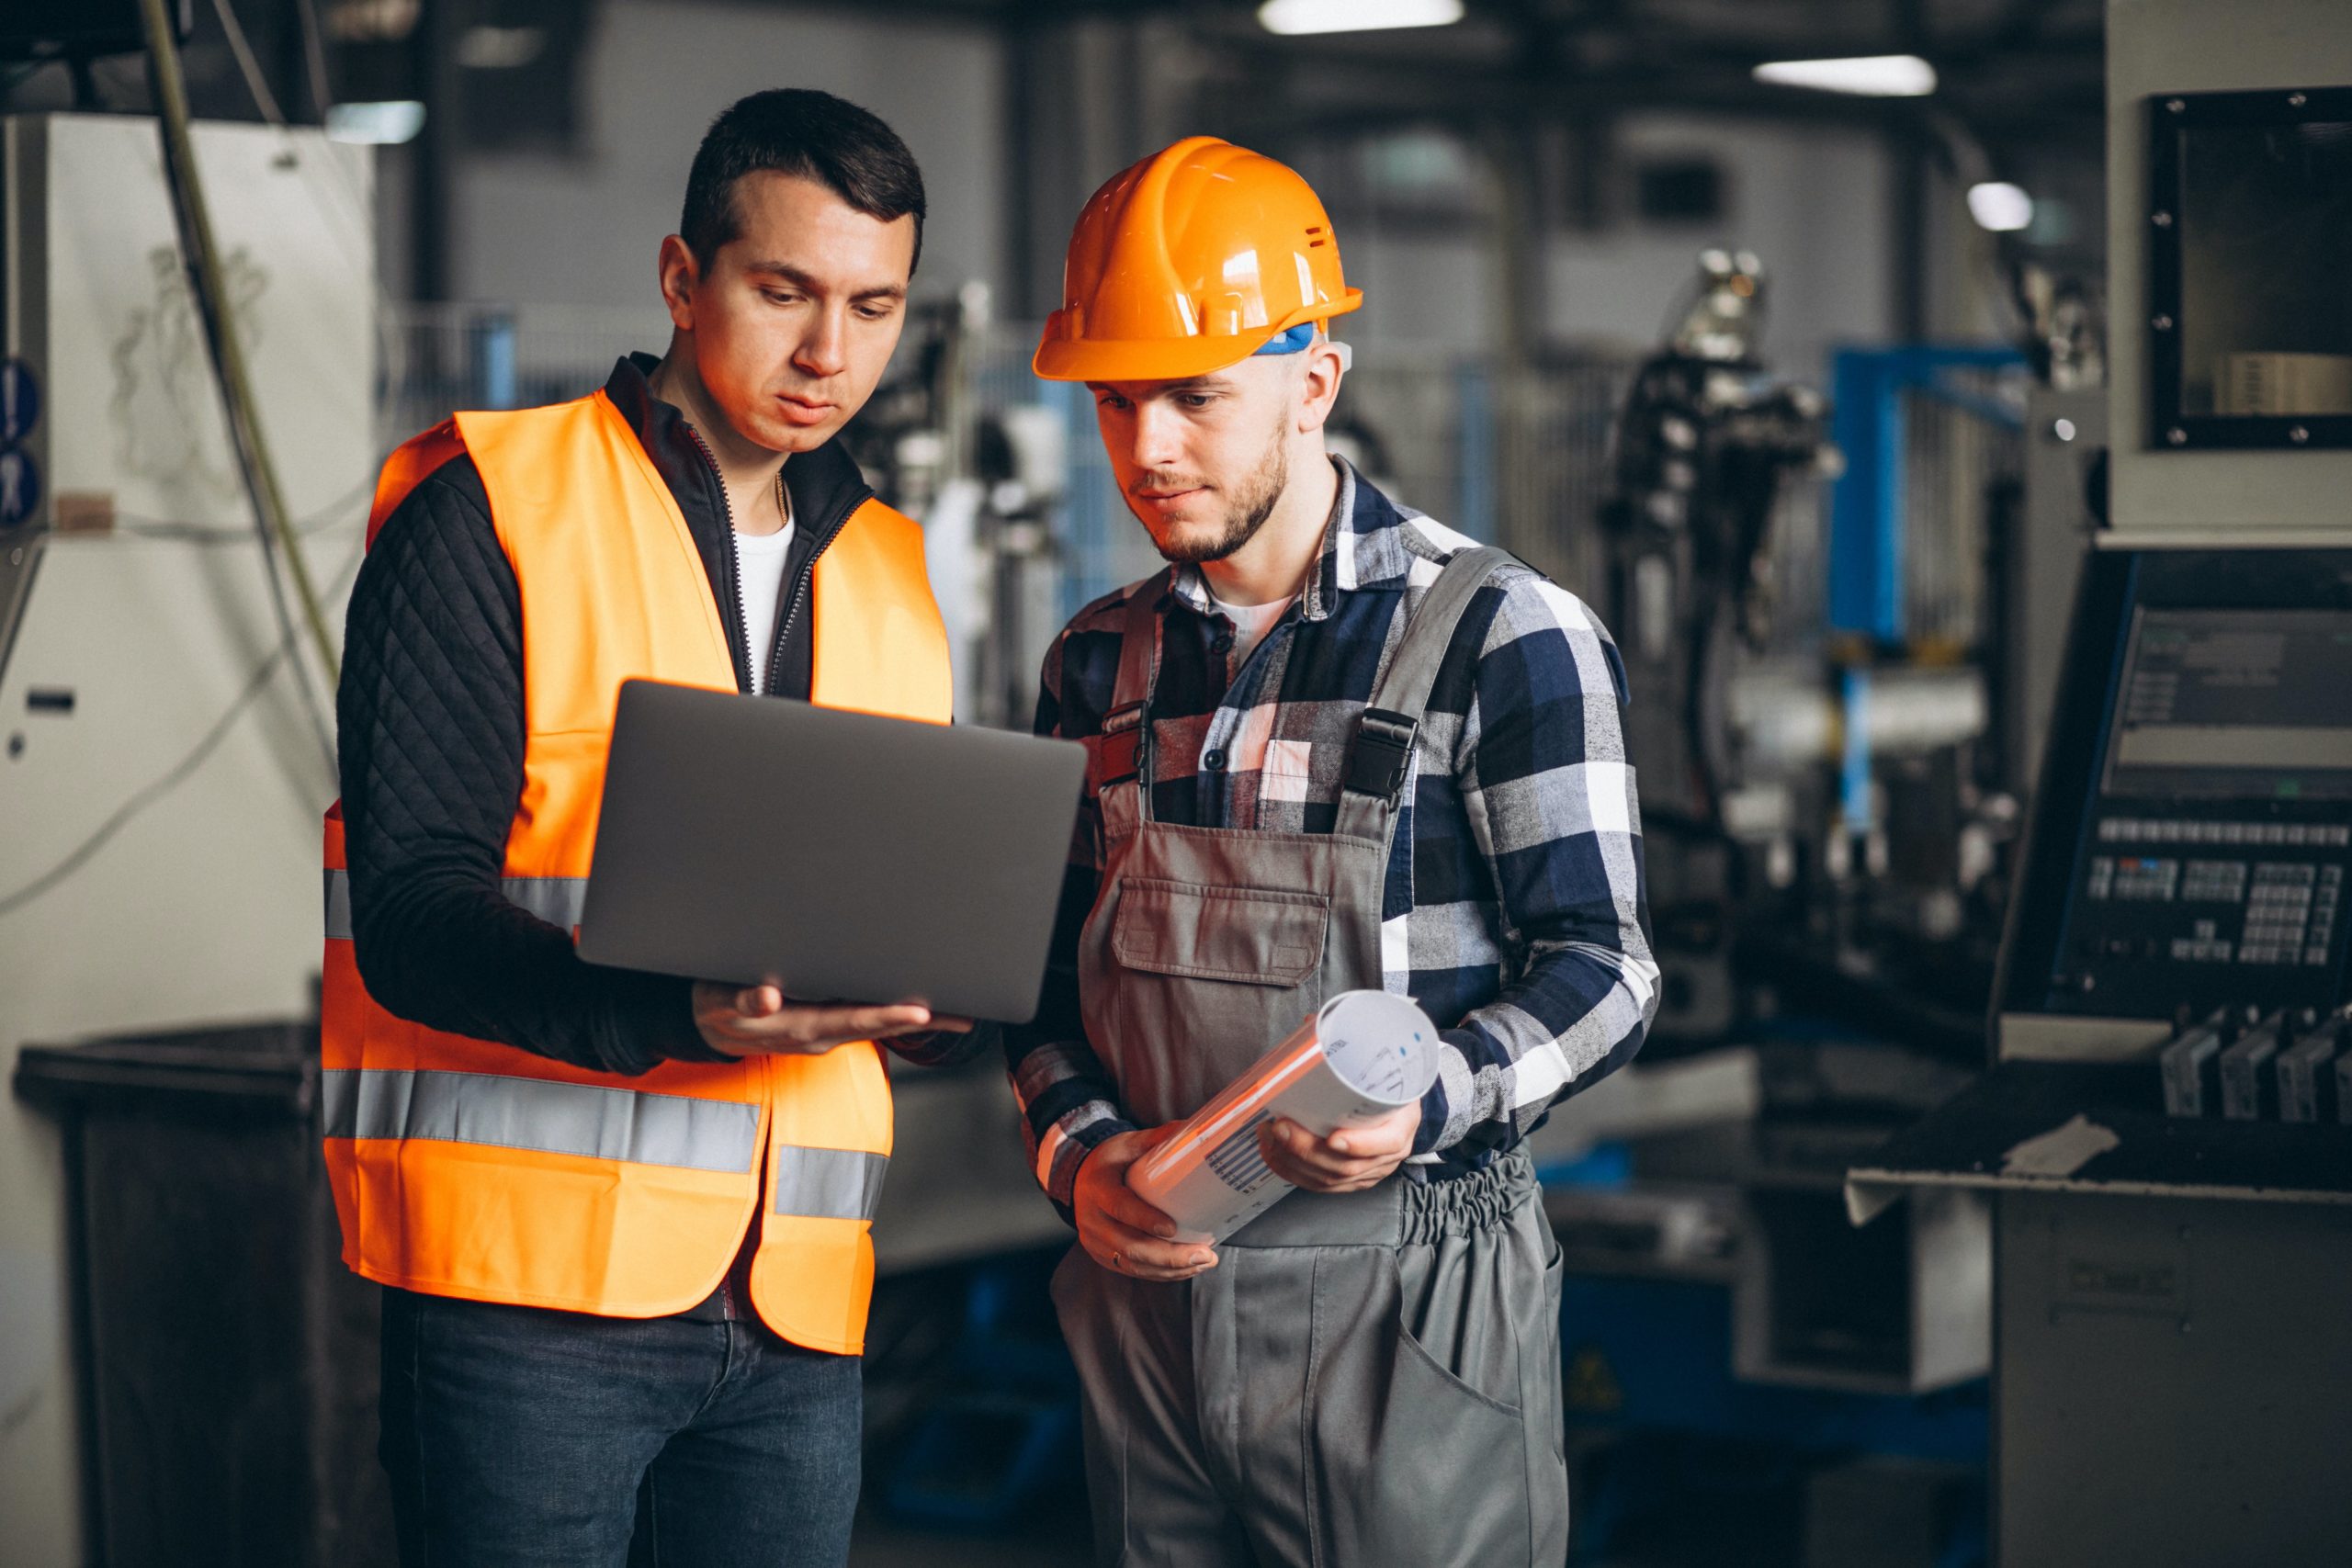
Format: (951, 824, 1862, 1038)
(2104, 606, 2352, 801)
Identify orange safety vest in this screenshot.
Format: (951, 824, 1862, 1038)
(321, 389, 951, 1354)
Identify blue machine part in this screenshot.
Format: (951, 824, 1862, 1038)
(883, 1257, 1082, 1530)
(470, 314, 518, 410)
(1533, 1139, 1634, 1190)
(0, 447, 40, 527)
(1840, 665, 1874, 833)
(1053, 377, 1125, 621)
(0, 356, 40, 445)
(1561, 1272, 1987, 1464)
(885, 1393, 1079, 1530)
(1826, 345, 2027, 644)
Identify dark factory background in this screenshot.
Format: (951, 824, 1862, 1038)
(3, 1, 2349, 1564)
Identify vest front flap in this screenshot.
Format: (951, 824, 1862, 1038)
(811, 500, 954, 724)
(459, 397, 735, 872)
(750, 1043, 893, 1352)
(752, 1218, 876, 1354)
(321, 938, 773, 1316)
(337, 1135, 757, 1316)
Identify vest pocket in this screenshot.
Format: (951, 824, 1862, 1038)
(1110, 878, 1329, 986)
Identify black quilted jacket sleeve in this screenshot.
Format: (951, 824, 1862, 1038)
(335, 456, 720, 1075)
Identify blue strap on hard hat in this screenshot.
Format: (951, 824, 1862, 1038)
(1252, 322, 1318, 355)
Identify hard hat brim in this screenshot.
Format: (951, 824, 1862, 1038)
(1033, 292, 1363, 384)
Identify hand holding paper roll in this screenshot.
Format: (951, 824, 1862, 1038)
(1126, 991, 1441, 1244)
(1259, 1097, 1419, 1194)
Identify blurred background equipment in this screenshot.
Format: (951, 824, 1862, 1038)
(1848, 6, 2352, 1568)
(839, 282, 1070, 731)
(1600, 245, 1831, 1041)
(7, 0, 2350, 1565)
(14, 1022, 393, 1568)
(1, 108, 374, 1568)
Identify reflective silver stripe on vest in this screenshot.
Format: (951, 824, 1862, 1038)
(321, 1067, 761, 1174)
(324, 869, 354, 942)
(322, 870, 589, 941)
(502, 876, 589, 929)
(772, 1145, 889, 1222)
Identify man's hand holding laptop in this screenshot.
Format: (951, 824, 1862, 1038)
(693, 981, 973, 1056)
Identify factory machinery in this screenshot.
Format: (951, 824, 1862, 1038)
(1545, 11, 2352, 1564)
(1846, 3, 2352, 1563)
(1507, 244, 2012, 1563)
(10, 6, 2350, 1563)
(1850, 539, 2352, 1562)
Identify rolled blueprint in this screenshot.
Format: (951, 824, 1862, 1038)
(1126, 990, 1441, 1244)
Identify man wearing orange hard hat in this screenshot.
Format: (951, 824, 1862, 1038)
(1006, 136, 1659, 1565)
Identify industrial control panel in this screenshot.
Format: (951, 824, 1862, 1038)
(2009, 547, 2352, 1028)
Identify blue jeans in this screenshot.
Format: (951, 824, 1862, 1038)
(378, 1287, 862, 1568)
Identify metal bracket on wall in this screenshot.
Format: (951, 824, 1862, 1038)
(0, 524, 45, 689)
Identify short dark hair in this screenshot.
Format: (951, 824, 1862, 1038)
(680, 89, 926, 274)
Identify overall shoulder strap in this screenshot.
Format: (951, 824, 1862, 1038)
(1334, 545, 1516, 840)
(809, 496, 954, 724)
(1094, 571, 1171, 801)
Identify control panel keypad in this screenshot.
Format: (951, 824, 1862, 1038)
(2086, 856, 2179, 902)
(2242, 863, 2318, 965)
(2084, 819, 2346, 976)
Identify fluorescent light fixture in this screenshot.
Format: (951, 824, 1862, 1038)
(1259, 0, 1464, 37)
(457, 25, 548, 70)
(1752, 54, 1938, 97)
(326, 100, 426, 144)
(1967, 181, 2035, 233)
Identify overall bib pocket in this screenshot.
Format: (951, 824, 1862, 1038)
(1100, 879, 1334, 1124)
(1110, 879, 1330, 985)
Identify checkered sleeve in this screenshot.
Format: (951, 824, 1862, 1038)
(1412, 571, 1659, 1159)
(1002, 617, 1138, 1213)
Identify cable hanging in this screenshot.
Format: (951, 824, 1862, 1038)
(136, 0, 343, 775)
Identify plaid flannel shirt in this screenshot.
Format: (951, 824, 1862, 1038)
(1005, 459, 1658, 1209)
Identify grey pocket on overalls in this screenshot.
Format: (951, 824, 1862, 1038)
(1110, 879, 1331, 985)
(1103, 880, 1337, 1126)
(1391, 1235, 1529, 1416)
(1309, 1244, 1536, 1568)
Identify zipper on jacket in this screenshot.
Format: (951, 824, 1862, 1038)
(767, 501, 860, 695)
(680, 423, 757, 695)
(681, 423, 866, 699)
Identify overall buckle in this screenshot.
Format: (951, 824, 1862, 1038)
(1343, 708, 1419, 799)
(1099, 702, 1150, 784)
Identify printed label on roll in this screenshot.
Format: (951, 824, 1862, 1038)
(1125, 990, 1439, 1243)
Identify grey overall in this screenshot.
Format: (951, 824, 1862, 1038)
(1051, 547, 1570, 1568)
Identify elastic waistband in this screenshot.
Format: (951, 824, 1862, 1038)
(1220, 1150, 1537, 1249)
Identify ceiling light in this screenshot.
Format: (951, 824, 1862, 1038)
(325, 100, 426, 144)
(456, 25, 548, 70)
(1258, 0, 1464, 38)
(1752, 54, 1939, 97)
(1967, 181, 2035, 232)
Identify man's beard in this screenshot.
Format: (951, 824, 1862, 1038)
(1134, 425, 1291, 565)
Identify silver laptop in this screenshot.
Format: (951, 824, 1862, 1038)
(577, 680, 1086, 1024)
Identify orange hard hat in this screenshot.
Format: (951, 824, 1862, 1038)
(1033, 136, 1363, 383)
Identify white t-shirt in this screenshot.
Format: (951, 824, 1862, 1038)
(1204, 584, 1299, 666)
(736, 515, 796, 695)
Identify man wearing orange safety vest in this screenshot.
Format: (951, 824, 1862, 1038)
(1009, 140, 1657, 1565)
(331, 91, 965, 1567)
